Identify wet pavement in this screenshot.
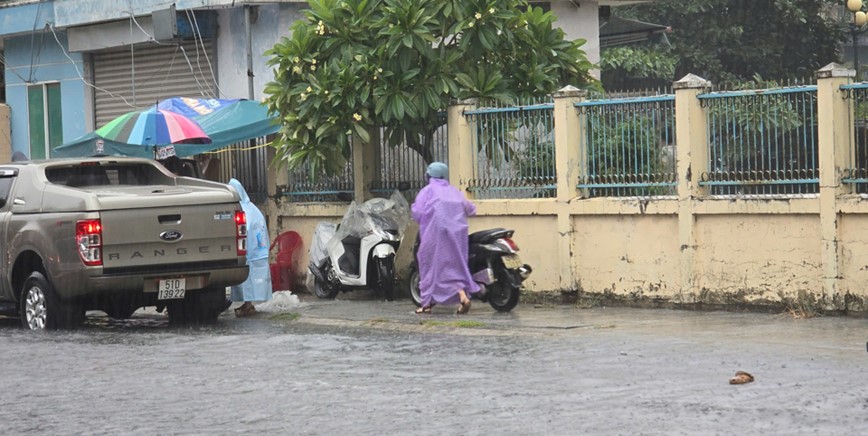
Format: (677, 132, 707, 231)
(0, 291, 866, 435)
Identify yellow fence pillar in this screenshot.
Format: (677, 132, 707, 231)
(553, 86, 584, 289)
(554, 86, 585, 202)
(674, 74, 711, 300)
(817, 63, 854, 305)
(447, 99, 478, 197)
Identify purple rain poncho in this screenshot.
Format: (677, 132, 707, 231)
(412, 178, 480, 307)
(228, 178, 272, 303)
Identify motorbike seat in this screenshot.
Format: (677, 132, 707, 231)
(469, 228, 513, 244)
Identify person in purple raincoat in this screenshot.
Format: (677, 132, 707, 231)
(411, 162, 480, 314)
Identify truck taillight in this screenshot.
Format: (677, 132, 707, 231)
(235, 210, 247, 256)
(76, 219, 103, 266)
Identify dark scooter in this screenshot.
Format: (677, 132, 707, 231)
(407, 228, 532, 312)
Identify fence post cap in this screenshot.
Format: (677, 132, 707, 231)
(673, 74, 711, 90)
(449, 98, 478, 106)
(553, 85, 585, 98)
(816, 62, 854, 79)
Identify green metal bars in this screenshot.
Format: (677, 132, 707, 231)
(371, 112, 448, 201)
(285, 141, 355, 203)
(698, 86, 819, 196)
(465, 100, 556, 199)
(576, 95, 677, 197)
(842, 84, 868, 194)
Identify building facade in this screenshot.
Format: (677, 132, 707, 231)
(0, 0, 633, 161)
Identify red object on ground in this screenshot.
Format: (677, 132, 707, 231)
(269, 230, 302, 292)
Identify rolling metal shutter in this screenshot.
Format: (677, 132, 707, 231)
(92, 39, 217, 128)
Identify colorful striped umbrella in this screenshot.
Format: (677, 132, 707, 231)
(95, 107, 211, 147)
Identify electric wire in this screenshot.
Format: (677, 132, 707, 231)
(185, 8, 226, 98)
(127, 11, 213, 98)
(0, 52, 30, 83)
(203, 141, 271, 154)
(27, 1, 42, 82)
(124, 14, 189, 101)
(47, 23, 136, 109)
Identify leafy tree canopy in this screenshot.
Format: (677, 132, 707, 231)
(263, 0, 595, 176)
(609, 0, 846, 86)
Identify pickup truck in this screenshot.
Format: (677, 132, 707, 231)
(0, 157, 250, 329)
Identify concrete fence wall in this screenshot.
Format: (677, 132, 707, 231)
(266, 63, 868, 314)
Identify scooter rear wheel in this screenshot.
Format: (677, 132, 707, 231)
(487, 270, 520, 312)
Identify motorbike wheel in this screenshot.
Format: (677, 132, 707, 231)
(487, 270, 521, 312)
(375, 257, 395, 301)
(314, 276, 339, 299)
(407, 268, 422, 307)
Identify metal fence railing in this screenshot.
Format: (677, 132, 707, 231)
(842, 83, 868, 194)
(371, 112, 448, 202)
(576, 95, 677, 197)
(212, 136, 270, 204)
(698, 86, 819, 196)
(285, 142, 355, 203)
(464, 99, 556, 199)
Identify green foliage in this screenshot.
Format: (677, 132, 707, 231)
(616, 0, 845, 85)
(588, 114, 668, 181)
(263, 0, 596, 176)
(599, 46, 677, 81)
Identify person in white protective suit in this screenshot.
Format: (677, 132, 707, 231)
(228, 179, 272, 317)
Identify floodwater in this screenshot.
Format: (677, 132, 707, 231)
(0, 293, 866, 435)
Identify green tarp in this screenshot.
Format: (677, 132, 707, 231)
(54, 98, 278, 158)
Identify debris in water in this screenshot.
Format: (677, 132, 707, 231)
(729, 371, 754, 385)
(256, 291, 302, 313)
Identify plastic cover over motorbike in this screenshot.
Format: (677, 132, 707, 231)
(309, 222, 337, 270)
(308, 191, 410, 269)
(334, 190, 410, 243)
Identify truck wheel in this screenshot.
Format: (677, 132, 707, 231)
(167, 287, 224, 325)
(20, 271, 85, 330)
(375, 257, 395, 301)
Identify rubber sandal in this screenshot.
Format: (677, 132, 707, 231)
(415, 306, 432, 314)
(456, 299, 471, 315)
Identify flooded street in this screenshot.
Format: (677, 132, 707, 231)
(0, 294, 866, 435)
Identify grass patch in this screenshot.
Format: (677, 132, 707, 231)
(366, 317, 391, 325)
(268, 312, 301, 322)
(420, 320, 486, 328)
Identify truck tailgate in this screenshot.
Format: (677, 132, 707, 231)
(100, 204, 242, 269)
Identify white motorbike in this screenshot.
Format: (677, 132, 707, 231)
(308, 191, 410, 301)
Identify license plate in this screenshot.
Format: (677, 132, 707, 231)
(157, 278, 186, 300)
(501, 254, 523, 269)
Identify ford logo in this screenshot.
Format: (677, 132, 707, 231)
(159, 230, 183, 242)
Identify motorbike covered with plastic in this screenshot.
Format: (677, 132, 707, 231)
(308, 191, 410, 300)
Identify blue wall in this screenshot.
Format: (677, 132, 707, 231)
(5, 31, 87, 158)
